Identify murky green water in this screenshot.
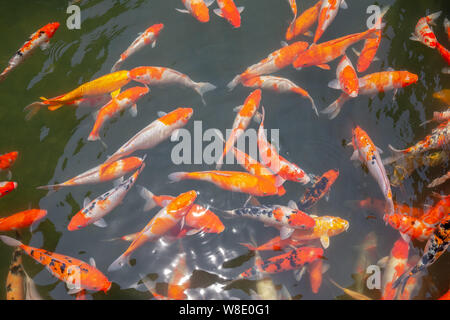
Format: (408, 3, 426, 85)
(0, 0, 448, 300)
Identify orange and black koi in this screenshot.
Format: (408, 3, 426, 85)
(297, 169, 339, 210)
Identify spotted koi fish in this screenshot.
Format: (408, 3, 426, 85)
(328, 54, 358, 98)
(6, 248, 25, 300)
(420, 194, 449, 227)
(0, 181, 18, 199)
(168, 170, 285, 197)
(386, 213, 435, 242)
(314, 0, 348, 43)
(293, 28, 379, 70)
(25, 70, 132, 119)
(104, 108, 193, 165)
(241, 76, 318, 116)
(297, 169, 339, 210)
(393, 214, 450, 293)
(0, 22, 60, 82)
(37, 156, 144, 191)
(108, 190, 197, 271)
(88, 86, 149, 141)
(428, 171, 450, 188)
(351, 126, 394, 218)
(258, 107, 310, 185)
(285, 0, 322, 41)
(227, 41, 310, 90)
(111, 23, 164, 72)
(0, 209, 47, 232)
(216, 89, 262, 169)
(177, 0, 215, 23)
(224, 202, 315, 240)
(239, 246, 323, 279)
(214, 0, 244, 28)
(0, 236, 111, 294)
(68, 161, 145, 231)
(323, 70, 418, 119)
(129, 66, 216, 105)
(410, 11, 441, 49)
(351, 6, 389, 72)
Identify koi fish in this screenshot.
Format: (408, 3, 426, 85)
(0, 236, 112, 294)
(285, 0, 322, 41)
(111, 23, 164, 72)
(37, 156, 144, 191)
(177, 0, 215, 23)
(323, 70, 418, 119)
(287, 0, 297, 21)
(6, 248, 25, 300)
(239, 247, 323, 279)
(88, 86, 149, 141)
(328, 278, 372, 300)
(258, 107, 310, 185)
(347, 197, 426, 219)
(421, 108, 450, 126)
(297, 169, 339, 210)
(351, 6, 390, 72)
(0, 151, 18, 175)
(293, 28, 379, 70)
(227, 41, 310, 90)
(420, 194, 449, 227)
(314, 0, 348, 43)
(168, 171, 285, 197)
(0, 22, 60, 82)
(0, 209, 47, 232)
(386, 213, 434, 242)
(223, 202, 315, 240)
(104, 108, 193, 165)
(436, 42, 450, 69)
(68, 161, 145, 231)
(328, 54, 358, 98)
(129, 66, 216, 105)
(214, 0, 244, 28)
(216, 89, 261, 168)
(138, 186, 225, 235)
(0, 181, 18, 199)
(428, 171, 450, 188)
(410, 11, 441, 49)
(350, 126, 394, 218)
(433, 89, 450, 105)
(393, 214, 449, 293)
(309, 258, 328, 294)
(24, 70, 132, 118)
(241, 75, 318, 116)
(108, 190, 197, 271)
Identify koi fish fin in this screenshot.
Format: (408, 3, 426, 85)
(23, 101, 47, 120)
(237, 6, 245, 13)
(320, 235, 330, 249)
(239, 242, 257, 251)
(111, 88, 121, 98)
(113, 176, 124, 187)
(427, 11, 442, 25)
(68, 287, 83, 295)
(287, 200, 298, 210)
(108, 253, 131, 272)
(327, 79, 341, 90)
(0, 235, 23, 247)
(399, 232, 411, 243)
(249, 196, 262, 206)
(47, 104, 64, 111)
(381, 144, 406, 165)
(340, 0, 348, 9)
(175, 8, 190, 14)
(24, 270, 43, 300)
(227, 75, 241, 91)
(83, 197, 91, 208)
(294, 266, 307, 282)
(442, 67, 450, 74)
(157, 111, 167, 117)
(137, 186, 157, 211)
(253, 111, 263, 123)
(89, 257, 96, 267)
(40, 41, 50, 51)
(376, 256, 388, 268)
(168, 172, 186, 183)
(233, 105, 244, 112)
(93, 218, 108, 228)
(36, 183, 62, 191)
(303, 31, 313, 37)
(409, 33, 420, 42)
(195, 82, 217, 105)
(213, 8, 224, 18)
(316, 64, 330, 70)
(249, 289, 261, 300)
(280, 41, 289, 47)
(376, 146, 383, 154)
(110, 60, 122, 73)
(275, 175, 286, 188)
(204, 0, 215, 7)
(320, 94, 348, 120)
(351, 48, 361, 57)
(6, 170, 12, 180)
(129, 104, 138, 117)
(151, 41, 157, 48)
(280, 227, 295, 240)
(140, 275, 158, 295)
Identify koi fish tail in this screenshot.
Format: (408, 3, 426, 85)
(227, 75, 241, 91)
(87, 128, 100, 142)
(168, 172, 187, 182)
(0, 235, 23, 247)
(427, 11, 442, 24)
(306, 94, 319, 117)
(194, 82, 217, 105)
(0, 67, 11, 82)
(23, 101, 47, 120)
(107, 253, 131, 272)
(239, 242, 257, 251)
(110, 59, 123, 73)
(381, 144, 408, 165)
(392, 270, 412, 294)
(419, 118, 433, 127)
(137, 186, 157, 211)
(320, 94, 348, 120)
(36, 183, 63, 191)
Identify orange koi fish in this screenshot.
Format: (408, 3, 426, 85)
(0, 151, 18, 179)
(328, 54, 358, 98)
(139, 186, 225, 235)
(428, 171, 450, 188)
(129, 66, 216, 105)
(177, 0, 215, 23)
(108, 190, 197, 271)
(241, 75, 318, 116)
(410, 11, 441, 49)
(351, 6, 389, 72)
(258, 107, 310, 185)
(227, 41, 310, 90)
(0, 209, 47, 232)
(351, 126, 394, 218)
(168, 171, 285, 197)
(25, 70, 132, 118)
(323, 70, 418, 119)
(216, 89, 261, 169)
(37, 156, 144, 191)
(0, 236, 111, 294)
(0, 22, 60, 82)
(386, 213, 434, 242)
(88, 86, 149, 141)
(308, 259, 324, 294)
(0, 181, 18, 199)
(314, 0, 348, 43)
(239, 247, 323, 279)
(420, 194, 449, 227)
(293, 28, 379, 70)
(285, 0, 322, 41)
(297, 169, 339, 210)
(214, 0, 244, 28)
(104, 108, 193, 165)
(328, 278, 372, 300)
(111, 23, 164, 72)
(68, 162, 145, 231)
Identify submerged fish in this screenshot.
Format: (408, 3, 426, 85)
(176, 0, 215, 23)
(0, 181, 18, 199)
(285, 0, 322, 41)
(214, 0, 244, 28)
(0, 151, 18, 177)
(410, 11, 441, 49)
(0, 209, 47, 232)
(314, 0, 348, 43)
(329, 54, 359, 98)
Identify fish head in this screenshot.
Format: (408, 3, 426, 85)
(67, 212, 90, 231)
(324, 169, 340, 182)
(191, 0, 210, 23)
(151, 23, 164, 35)
(44, 22, 60, 38)
(400, 72, 418, 87)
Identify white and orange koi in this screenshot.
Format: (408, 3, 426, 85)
(328, 53, 358, 98)
(285, 0, 322, 41)
(176, 0, 215, 23)
(0, 181, 18, 199)
(410, 11, 441, 49)
(313, 0, 348, 43)
(214, 0, 244, 28)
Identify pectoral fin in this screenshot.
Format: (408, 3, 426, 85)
(280, 227, 294, 240)
(320, 235, 330, 249)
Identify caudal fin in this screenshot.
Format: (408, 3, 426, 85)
(24, 102, 47, 120)
(168, 172, 187, 182)
(307, 95, 319, 117)
(239, 242, 257, 251)
(107, 253, 130, 272)
(321, 95, 348, 120)
(111, 59, 123, 73)
(0, 235, 23, 247)
(227, 75, 241, 91)
(195, 82, 217, 105)
(36, 183, 63, 191)
(381, 144, 406, 165)
(137, 186, 157, 211)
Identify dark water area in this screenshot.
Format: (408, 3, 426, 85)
(0, 0, 448, 300)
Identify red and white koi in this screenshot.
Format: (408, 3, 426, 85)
(0, 151, 18, 179)
(0, 22, 60, 82)
(0, 209, 47, 232)
(436, 42, 450, 72)
(0, 182, 18, 199)
(386, 213, 434, 242)
(410, 11, 441, 49)
(111, 23, 164, 72)
(328, 53, 359, 98)
(177, 0, 215, 23)
(104, 108, 193, 165)
(214, 0, 244, 28)
(314, 0, 348, 43)
(420, 194, 449, 228)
